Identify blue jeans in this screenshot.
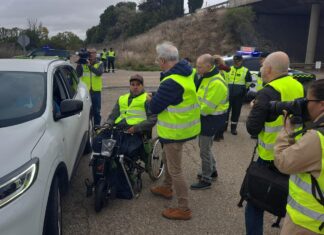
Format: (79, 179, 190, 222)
(90, 91, 101, 126)
(245, 158, 272, 235)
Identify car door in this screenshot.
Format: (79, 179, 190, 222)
(53, 67, 82, 173)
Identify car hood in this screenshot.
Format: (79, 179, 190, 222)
(0, 118, 46, 177)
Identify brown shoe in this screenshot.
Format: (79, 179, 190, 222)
(162, 208, 192, 220)
(150, 186, 173, 199)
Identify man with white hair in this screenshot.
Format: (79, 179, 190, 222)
(148, 41, 200, 220)
(245, 51, 304, 235)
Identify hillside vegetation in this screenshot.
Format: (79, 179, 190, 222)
(96, 7, 270, 70)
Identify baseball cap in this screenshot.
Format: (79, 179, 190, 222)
(130, 74, 144, 84)
(233, 54, 243, 61)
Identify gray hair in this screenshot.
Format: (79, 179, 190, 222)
(156, 41, 179, 62)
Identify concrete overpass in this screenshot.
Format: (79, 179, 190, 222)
(228, 0, 324, 65)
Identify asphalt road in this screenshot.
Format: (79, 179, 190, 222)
(62, 70, 281, 235)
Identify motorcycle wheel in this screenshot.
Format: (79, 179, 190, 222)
(94, 180, 106, 212)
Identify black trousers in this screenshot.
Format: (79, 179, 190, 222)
(102, 59, 107, 71)
(227, 94, 245, 123)
(108, 58, 115, 71)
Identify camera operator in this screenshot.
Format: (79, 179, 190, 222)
(274, 79, 324, 235)
(245, 51, 304, 235)
(76, 48, 104, 126)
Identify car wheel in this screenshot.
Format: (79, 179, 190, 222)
(43, 176, 62, 235)
(94, 180, 106, 212)
(84, 115, 94, 154)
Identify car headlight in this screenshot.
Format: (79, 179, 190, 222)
(0, 158, 39, 208)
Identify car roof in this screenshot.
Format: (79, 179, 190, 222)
(0, 59, 66, 73)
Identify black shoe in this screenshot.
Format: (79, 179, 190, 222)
(211, 171, 218, 179)
(219, 133, 224, 140)
(190, 180, 211, 190)
(250, 135, 257, 139)
(214, 136, 221, 142)
(197, 171, 218, 181)
(231, 129, 237, 135)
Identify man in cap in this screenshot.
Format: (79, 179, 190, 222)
(106, 74, 156, 134)
(226, 54, 252, 135)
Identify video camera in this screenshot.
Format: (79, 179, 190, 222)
(269, 97, 308, 124)
(77, 49, 89, 64)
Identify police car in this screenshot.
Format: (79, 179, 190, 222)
(16, 46, 70, 61)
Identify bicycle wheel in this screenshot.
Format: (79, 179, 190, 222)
(148, 137, 164, 181)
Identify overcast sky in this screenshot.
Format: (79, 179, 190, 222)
(0, 0, 225, 39)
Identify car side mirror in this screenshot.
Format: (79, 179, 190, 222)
(55, 99, 83, 120)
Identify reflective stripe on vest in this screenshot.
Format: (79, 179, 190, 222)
(157, 71, 201, 140)
(290, 175, 324, 196)
(197, 71, 229, 117)
(81, 62, 103, 91)
(228, 66, 248, 85)
(167, 103, 199, 113)
(115, 93, 147, 125)
(257, 76, 304, 161)
(287, 130, 324, 234)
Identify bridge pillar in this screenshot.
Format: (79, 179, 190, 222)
(305, 3, 321, 65)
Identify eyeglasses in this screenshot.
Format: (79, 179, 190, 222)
(305, 98, 321, 103)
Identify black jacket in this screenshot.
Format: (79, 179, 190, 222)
(246, 81, 282, 136)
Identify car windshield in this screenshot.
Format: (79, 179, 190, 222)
(0, 72, 46, 127)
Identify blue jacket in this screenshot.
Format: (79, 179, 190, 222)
(149, 60, 196, 143)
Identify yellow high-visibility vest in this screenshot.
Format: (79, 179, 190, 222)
(257, 76, 304, 161)
(228, 66, 248, 86)
(81, 62, 103, 91)
(115, 93, 147, 125)
(197, 69, 229, 116)
(287, 130, 324, 234)
(157, 72, 201, 140)
(108, 51, 115, 58)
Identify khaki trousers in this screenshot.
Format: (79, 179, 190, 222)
(162, 142, 189, 210)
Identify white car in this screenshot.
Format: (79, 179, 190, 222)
(0, 59, 92, 235)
